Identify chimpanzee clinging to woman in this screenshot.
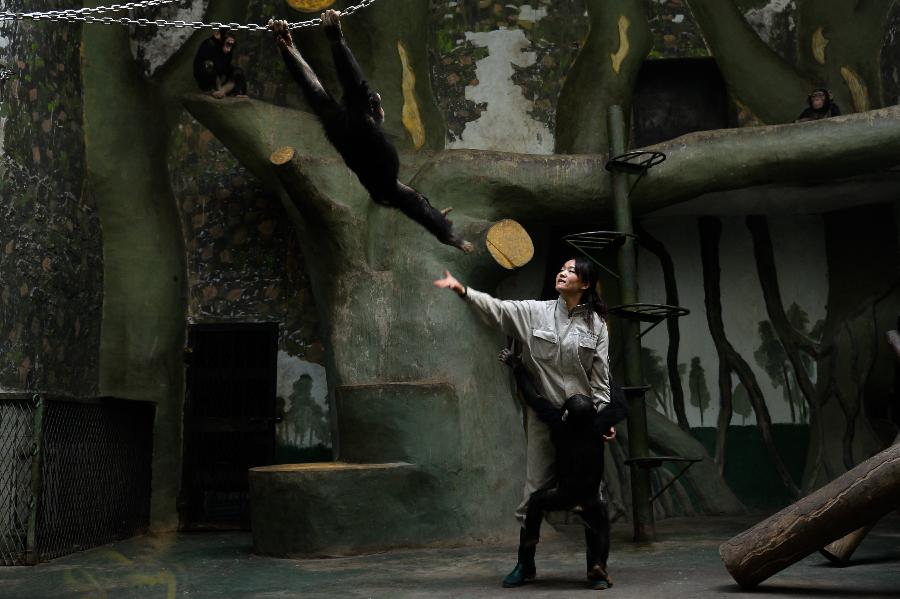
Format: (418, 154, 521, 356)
(498, 348, 628, 590)
(434, 257, 621, 589)
(268, 12, 473, 253)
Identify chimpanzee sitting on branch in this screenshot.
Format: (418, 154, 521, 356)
(795, 88, 841, 122)
(193, 28, 247, 99)
(268, 12, 473, 253)
(499, 348, 628, 590)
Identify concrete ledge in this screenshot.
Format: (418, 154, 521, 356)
(249, 461, 446, 557)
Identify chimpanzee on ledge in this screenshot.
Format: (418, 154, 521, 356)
(268, 11, 473, 253)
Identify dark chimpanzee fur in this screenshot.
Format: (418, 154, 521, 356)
(271, 14, 472, 253)
(500, 349, 628, 585)
(193, 29, 246, 96)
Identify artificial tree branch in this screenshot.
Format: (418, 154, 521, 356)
(555, 0, 651, 153)
(154, 0, 250, 98)
(795, 0, 897, 111)
(186, 98, 900, 228)
(686, 0, 814, 124)
(269, 147, 363, 260)
(408, 151, 608, 221)
(182, 95, 354, 201)
(633, 106, 900, 213)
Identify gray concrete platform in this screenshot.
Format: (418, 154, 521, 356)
(2, 515, 899, 598)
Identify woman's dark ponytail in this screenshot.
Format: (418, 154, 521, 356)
(572, 257, 608, 332)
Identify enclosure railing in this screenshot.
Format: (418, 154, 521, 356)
(0, 393, 154, 565)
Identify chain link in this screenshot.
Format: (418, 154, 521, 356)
(1, 0, 379, 30)
(15, 0, 182, 19)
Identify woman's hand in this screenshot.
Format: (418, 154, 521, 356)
(602, 426, 616, 443)
(433, 270, 465, 297)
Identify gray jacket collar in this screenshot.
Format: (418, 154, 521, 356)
(557, 296, 590, 319)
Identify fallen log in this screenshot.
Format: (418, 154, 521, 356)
(817, 333, 900, 566)
(719, 442, 900, 588)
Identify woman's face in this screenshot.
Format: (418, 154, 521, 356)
(555, 259, 588, 295)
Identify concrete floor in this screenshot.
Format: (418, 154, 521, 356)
(3, 515, 900, 598)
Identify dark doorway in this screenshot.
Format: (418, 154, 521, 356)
(632, 58, 730, 147)
(181, 323, 279, 529)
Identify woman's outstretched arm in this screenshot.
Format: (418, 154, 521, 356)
(433, 270, 536, 341)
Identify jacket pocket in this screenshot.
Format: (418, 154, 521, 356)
(577, 333, 597, 372)
(531, 328, 559, 361)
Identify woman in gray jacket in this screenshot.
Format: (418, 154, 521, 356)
(434, 256, 613, 587)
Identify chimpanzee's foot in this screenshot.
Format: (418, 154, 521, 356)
(498, 349, 521, 369)
(441, 207, 453, 217)
(442, 232, 473, 253)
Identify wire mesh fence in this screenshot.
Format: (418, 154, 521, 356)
(0, 394, 154, 565)
(0, 396, 35, 566)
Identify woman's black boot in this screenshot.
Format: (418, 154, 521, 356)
(502, 528, 536, 587)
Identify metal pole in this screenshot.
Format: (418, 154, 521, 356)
(607, 105, 656, 542)
(25, 394, 45, 565)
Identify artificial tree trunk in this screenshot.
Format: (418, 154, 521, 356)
(686, 0, 818, 123)
(554, 0, 651, 153)
(688, 0, 899, 120)
(794, 0, 899, 112)
(81, 0, 248, 529)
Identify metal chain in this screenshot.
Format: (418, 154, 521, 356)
(13, 0, 182, 19)
(0, 0, 379, 30)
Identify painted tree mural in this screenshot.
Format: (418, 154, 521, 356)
(689, 357, 711, 426)
(733, 382, 753, 426)
(754, 305, 821, 425)
(642, 346, 671, 418)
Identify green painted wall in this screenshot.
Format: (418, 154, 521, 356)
(692, 425, 810, 510)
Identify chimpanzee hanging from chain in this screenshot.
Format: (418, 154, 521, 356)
(269, 12, 473, 253)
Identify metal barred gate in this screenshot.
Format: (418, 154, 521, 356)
(0, 393, 154, 565)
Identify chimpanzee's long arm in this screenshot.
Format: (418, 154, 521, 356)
(278, 45, 339, 118)
(324, 24, 371, 111)
(591, 381, 628, 438)
(511, 363, 561, 427)
(391, 183, 465, 248)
